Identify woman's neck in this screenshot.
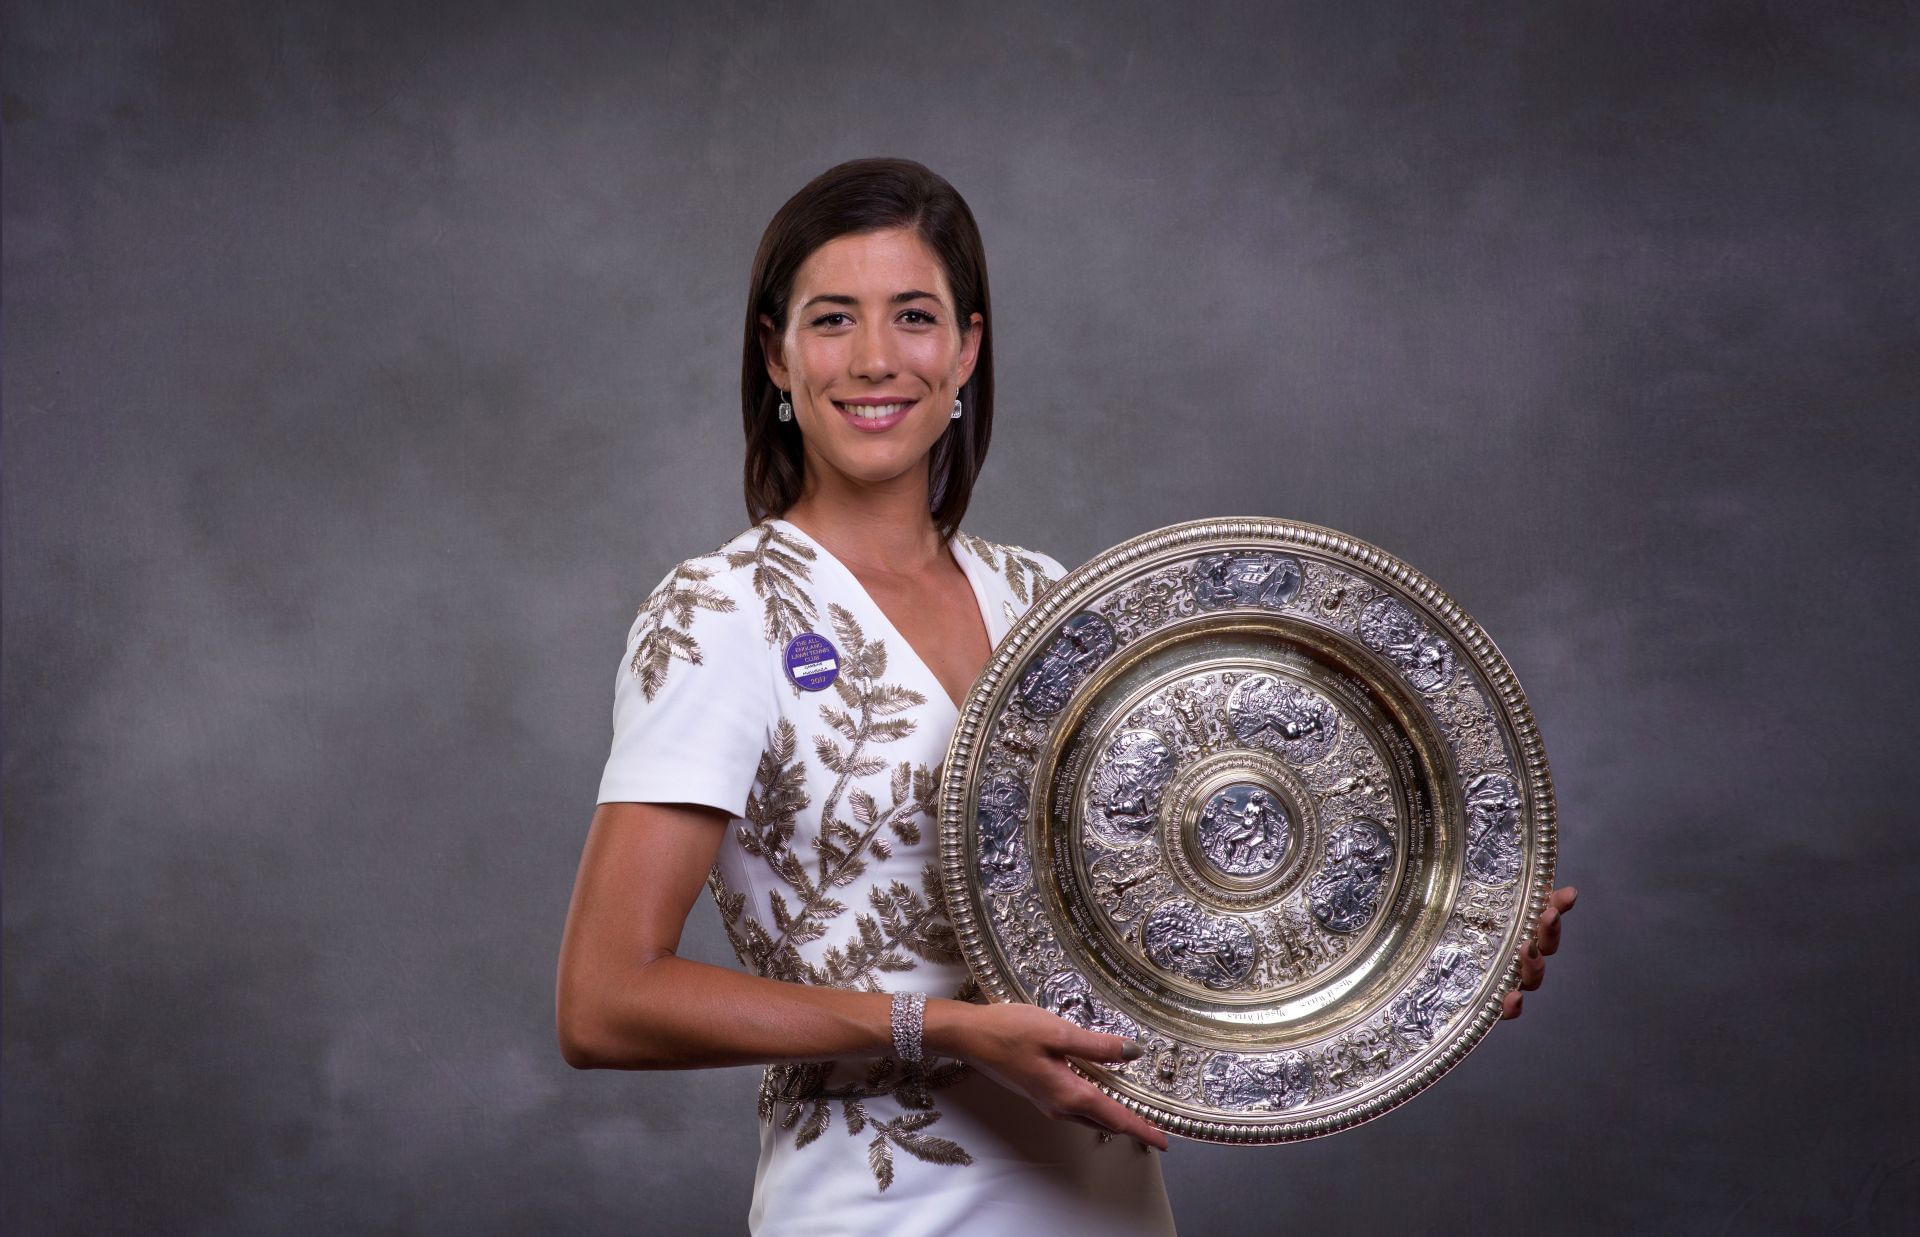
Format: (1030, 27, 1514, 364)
(781, 475, 947, 578)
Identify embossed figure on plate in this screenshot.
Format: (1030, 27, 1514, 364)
(1201, 1051, 1315, 1112)
(1017, 612, 1117, 718)
(1195, 783, 1292, 877)
(1086, 729, 1176, 841)
(1192, 552, 1304, 610)
(1358, 596, 1456, 694)
(1307, 820, 1395, 933)
(976, 775, 1032, 893)
(1389, 943, 1483, 1042)
(1141, 900, 1257, 990)
(1037, 969, 1140, 1039)
(1225, 675, 1340, 765)
(1463, 772, 1522, 885)
(1320, 1024, 1394, 1094)
(1089, 848, 1172, 924)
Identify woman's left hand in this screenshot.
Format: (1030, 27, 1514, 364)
(1502, 886, 1578, 1020)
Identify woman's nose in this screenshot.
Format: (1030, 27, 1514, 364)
(849, 320, 897, 380)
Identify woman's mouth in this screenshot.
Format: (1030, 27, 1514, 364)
(833, 399, 915, 432)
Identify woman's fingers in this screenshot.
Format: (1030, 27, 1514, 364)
(1519, 941, 1544, 991)
(974, 1008, 1173, 1148)
(1066, 1078, 1171, 1150)
(1066, 1114, 1157, 1154)
(1538, 885, 1577, 956)
(1068, 1028, 1147, 1064)
(1505, 886, 1576, 1017)
(1048, 1032, 1172, 1150)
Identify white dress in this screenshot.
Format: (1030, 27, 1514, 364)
(597, 517, 1179, 1237)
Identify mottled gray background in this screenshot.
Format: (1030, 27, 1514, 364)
(5, 1, 1916, 1233)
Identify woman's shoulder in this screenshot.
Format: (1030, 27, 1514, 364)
(624, 522, 824, 677)
(637, 520, 822, 596)
(954, 530, 1070, 604)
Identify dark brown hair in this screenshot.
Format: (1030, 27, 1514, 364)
(741, 158, 992, 543)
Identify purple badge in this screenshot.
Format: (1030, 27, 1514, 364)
(783, 632, 840, 691)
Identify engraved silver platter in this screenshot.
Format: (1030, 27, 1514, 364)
(939, 518, 1556, 1142)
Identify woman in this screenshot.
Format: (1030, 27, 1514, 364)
(555, 158, 1576, 1235)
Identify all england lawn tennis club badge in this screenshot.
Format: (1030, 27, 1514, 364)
(783, 632, 840, 692)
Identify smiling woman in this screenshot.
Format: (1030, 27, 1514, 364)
(740, 161, 997, 549)
(763, 227, 982, 512)
(556, 159, 1180, 1236)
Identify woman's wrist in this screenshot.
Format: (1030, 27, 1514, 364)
(920, 996, 978, 1062)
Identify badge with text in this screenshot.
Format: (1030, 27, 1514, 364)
(783, 631, 840, 692)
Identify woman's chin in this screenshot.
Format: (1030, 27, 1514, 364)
(813, 447, 941, 490)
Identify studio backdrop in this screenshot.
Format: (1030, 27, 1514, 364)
(5, 2, 1916, 1233)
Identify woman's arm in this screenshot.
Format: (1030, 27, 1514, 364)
(555, 800, 891, 1070)
(555, 800, 1170, 1149)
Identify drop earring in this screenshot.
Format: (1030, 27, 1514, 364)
(778, 391, 793, 422)
(950, 395, 963, 420)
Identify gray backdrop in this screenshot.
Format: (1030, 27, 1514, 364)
(6, 1, 1916, 1233)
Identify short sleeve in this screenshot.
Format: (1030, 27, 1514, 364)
(595, 557, 771, 817)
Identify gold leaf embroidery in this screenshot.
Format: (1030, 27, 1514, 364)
(726, 522, 818, 646)
(959, 531, 1057, 607)
(997, 542, 1054, 607)
(628, 558, 737, 701)
(957, 531, 1000, 571)
(867, 1131, 895, 1191)
(759, 1057, 975, 1192)
(794, 1100, 831, 1149)
(701, 544, 982, 1190)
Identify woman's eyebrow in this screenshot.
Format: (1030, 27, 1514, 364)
(800, 290, 944, 310)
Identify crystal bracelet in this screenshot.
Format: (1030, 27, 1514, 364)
(889, 991, 927, 1067)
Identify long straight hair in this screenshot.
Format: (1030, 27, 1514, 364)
(741, 158, 993, 544)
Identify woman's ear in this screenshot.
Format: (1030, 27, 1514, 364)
(760, 313, 791, 391)
(954, 311, 984, 390)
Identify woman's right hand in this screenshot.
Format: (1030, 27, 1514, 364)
(926, 1000, 1171, 1151)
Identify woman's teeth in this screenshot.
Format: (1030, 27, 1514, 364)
(842, 401, 910, 420)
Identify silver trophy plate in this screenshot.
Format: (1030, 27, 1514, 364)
(940, 518, 1556, 1142)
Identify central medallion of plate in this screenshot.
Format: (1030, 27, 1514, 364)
(1195, 784, 1292, 878)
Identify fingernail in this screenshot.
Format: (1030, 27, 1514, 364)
(1122, 1038, 1147, 1060)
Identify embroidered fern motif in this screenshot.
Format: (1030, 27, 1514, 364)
(997, 542, 1054, 606)
(704, 601, 976, 1190)
(716, 719, 819, 982)
(957, 531, 1000, 571)
(808, 604, 925, 876)
(627, 558, 737, 701)
(959, 532, 1055, 606)
(759, 1056, 975, 1192)
(727, 522, 818, 646)
(813, 860, 962, 988)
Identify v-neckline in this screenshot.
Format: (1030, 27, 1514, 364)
(770, 517, 996, 715)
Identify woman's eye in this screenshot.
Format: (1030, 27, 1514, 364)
(811, 312, 852, 328)
(900, 309, 938, 325)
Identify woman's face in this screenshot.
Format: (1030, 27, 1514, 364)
(761, 226, 982, 499)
